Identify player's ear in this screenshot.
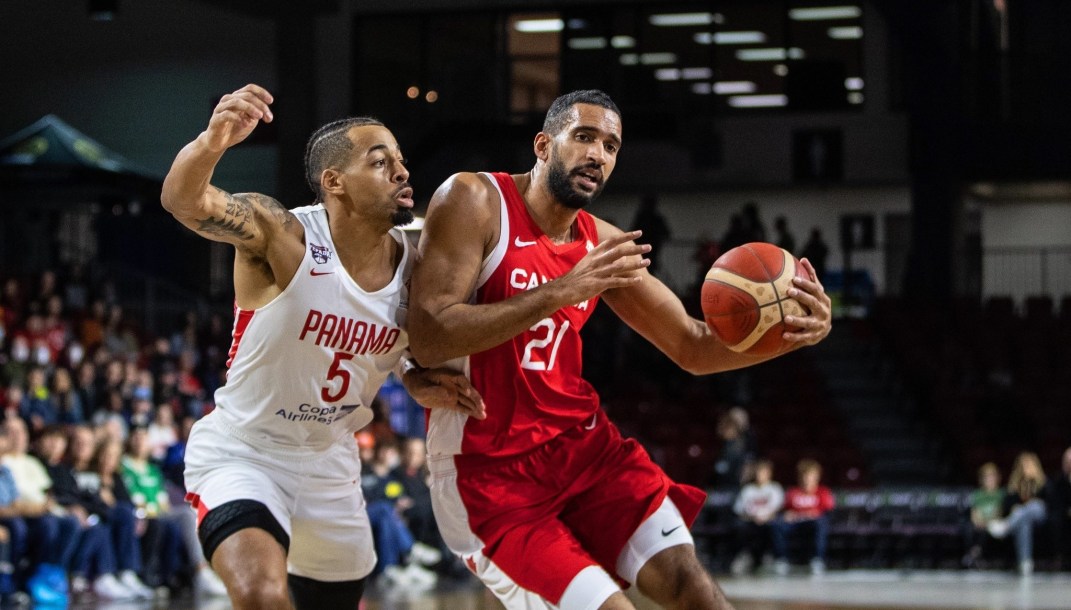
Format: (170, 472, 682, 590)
(533, 132, 550, 162)
(321, 169, 343, 196)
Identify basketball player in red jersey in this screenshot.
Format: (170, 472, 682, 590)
(161, 84, 484, 610)
(409, 90, 831, 609)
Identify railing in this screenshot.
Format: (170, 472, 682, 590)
(982, 246, 1071, 305)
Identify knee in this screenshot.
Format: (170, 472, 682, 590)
(227, 572, 290, 610)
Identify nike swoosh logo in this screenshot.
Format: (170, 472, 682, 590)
(514, 237, 538, 248)
(584, 414, 597, 430)
(310, 269, 334, 276)
(661, 525, 683, 537)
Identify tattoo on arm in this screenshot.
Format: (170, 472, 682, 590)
(258, 194, 294, 229)
(196, 189, 291, 240)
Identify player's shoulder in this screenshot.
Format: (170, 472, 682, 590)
(429, 172, 498, 220)
(434, 172, 495, 202)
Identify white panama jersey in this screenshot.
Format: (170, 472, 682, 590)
(212, 204, 411, 451)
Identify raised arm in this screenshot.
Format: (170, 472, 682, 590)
(598, 217, 831, 375)
(408, 173, 649, 367)
(161, 84, 293, 257)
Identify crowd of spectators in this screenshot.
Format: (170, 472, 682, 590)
(0, 267, 232, 605)
(0, 265, 462, 603)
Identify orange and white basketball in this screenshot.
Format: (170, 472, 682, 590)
(700, 242, 809, 356)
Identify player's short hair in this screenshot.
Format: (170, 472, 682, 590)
(542, 90, 621, 136)
(304, 117, 384, 199)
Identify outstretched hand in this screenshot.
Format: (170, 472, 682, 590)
(402, 367, 486, 420)
(203, 84, 274, 153)
(783, 258, 832, 347)
(555, 230, 651, 304)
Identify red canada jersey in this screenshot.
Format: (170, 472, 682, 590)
(426, 172, 601, 460)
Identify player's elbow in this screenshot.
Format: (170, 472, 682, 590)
(407, 312, 449, 368)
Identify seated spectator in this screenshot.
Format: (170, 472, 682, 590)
(730, 459, 784, 575)
(67, 427, 153, 600)
(962, 462, 1005, 568)
(1, 417, 76, 606)
(1053, 447, 1071, 570)
(120, 426, 225, 596)
(389, 437, 445, 569)
(711, 411, 753, 490)
(360, 438, 436, 590)
(93, 437, 157, 598)
(17, 368, 58, 434)
(988, 451, 1052, 576)
(0, 427, 31, 606)
(146, 405, 178, 463)
(35, 425, 133, 601)
(772, 459, 835, 575)
(51, 367, 84, 425)
(161, 415, 193, 489)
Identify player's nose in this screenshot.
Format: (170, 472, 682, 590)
(392, 161, 409, 183)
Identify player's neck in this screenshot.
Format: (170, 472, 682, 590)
(325, 208, 399, 288)
(516, 171, 579, 244)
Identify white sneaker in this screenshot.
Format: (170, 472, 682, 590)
(118, 570, 154, 600)
(70, 575, 90, 596)
(93, 574, 136, 601)
(402, 563, 437, 589)
(195, 567, 229, 597)
(810, 558, 826, 576)
(381, 565, 410, 589)
(409, 542, 443, 566)
(774, 559, 790, 576)
(730, 553, 753, 576)
(987, 519, 1009, 539)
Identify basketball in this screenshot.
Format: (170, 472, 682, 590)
(700, 242, 809, 356)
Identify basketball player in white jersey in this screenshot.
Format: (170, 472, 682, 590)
(409, 90, 831, 609)
(161, 83, 484, 610)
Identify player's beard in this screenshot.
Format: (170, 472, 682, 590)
(391, 208, 414, 227)
(546, 147, 603, 210)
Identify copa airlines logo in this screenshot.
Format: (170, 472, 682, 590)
(298, 309, 401, 355)
(275, 402, 360, 425)
(310, 243, 332, 265)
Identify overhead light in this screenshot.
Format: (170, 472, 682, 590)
(681, 67, 713, 80)
(514, 18, 564, 33)
(828, 26, 863, 39)
(655, 69, 681, 81)
(728, 94, 789, 108)
(640, 52, 677, 65)
(714, 81, 757, 95)
(714, 31, 768, 45)
(736, 47, 805, 61)
(566, 18, 588, 30)
(620, 53, 677, 65)
(649, 12, 715, 27)
(692, 83, 713, 95)
(568, 37, 607, 50)
(848, 92, 865, 104)
(788, 6, 862, 21)
(611, 35, 636, 48)
(845, 77, 864, 90)
(773, 64, 789, 76)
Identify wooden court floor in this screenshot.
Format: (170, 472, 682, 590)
(70, 570, 1071, 609)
